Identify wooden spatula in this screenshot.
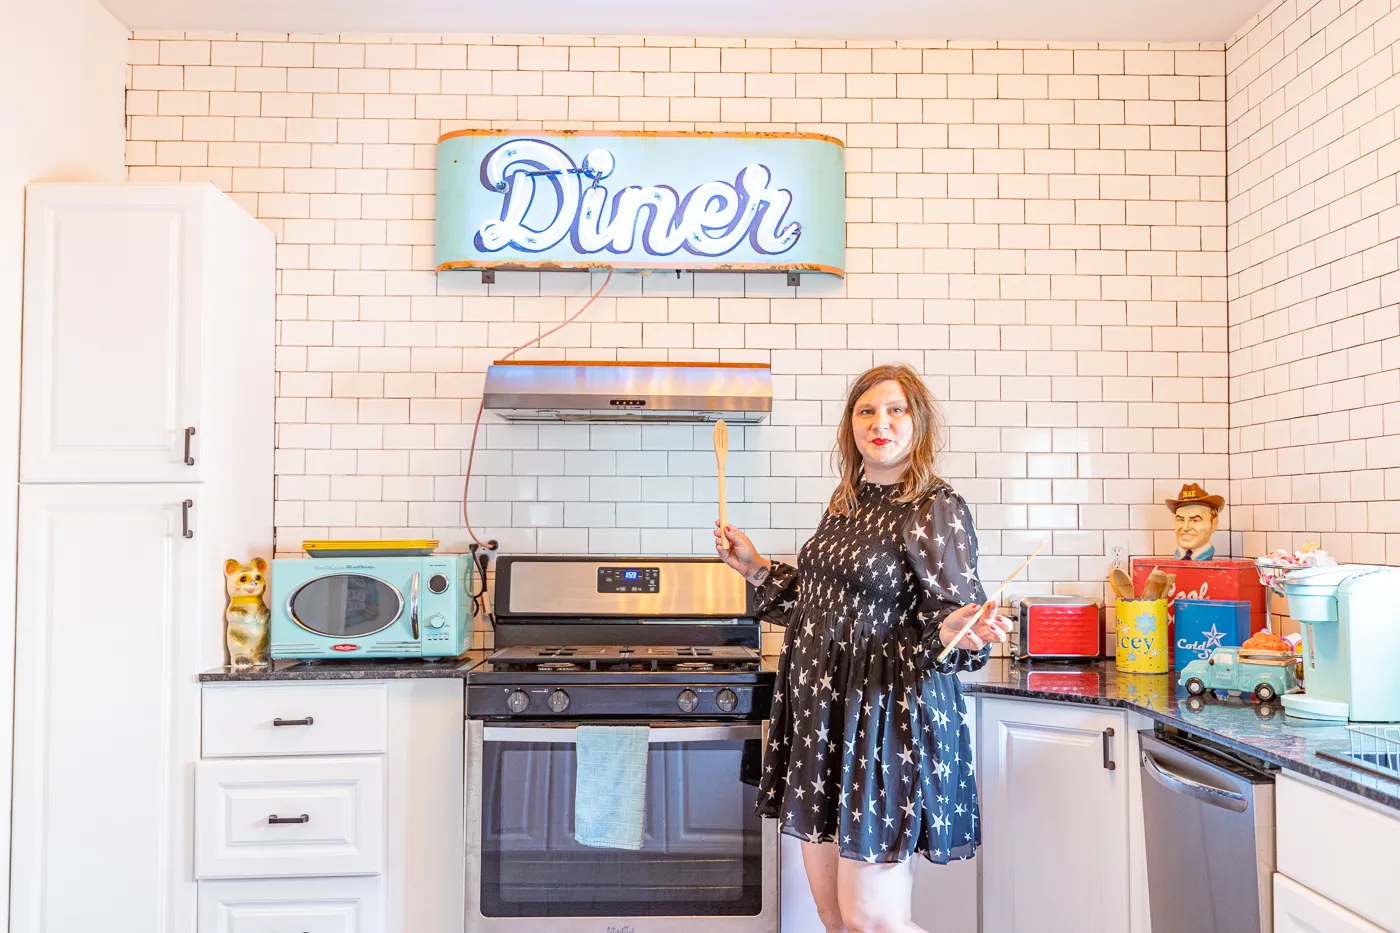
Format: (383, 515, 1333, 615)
(714, 420, 729, 551)
(936, 540, 1048, 663)
(1143, 566, 1170, 600)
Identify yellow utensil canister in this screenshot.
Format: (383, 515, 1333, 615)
(1115, 598, 1169, 674)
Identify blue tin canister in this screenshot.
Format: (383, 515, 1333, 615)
(1173, 598, 1251, 670)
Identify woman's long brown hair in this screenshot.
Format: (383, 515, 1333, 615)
(828, 364, 947, 516)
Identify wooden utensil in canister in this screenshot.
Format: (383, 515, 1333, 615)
(1142, 566, 1170, 600)
(714, 420, 730, 551)
(1110, 568, 1137, 601)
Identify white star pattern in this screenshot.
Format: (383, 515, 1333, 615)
(751, 480, 987, 865)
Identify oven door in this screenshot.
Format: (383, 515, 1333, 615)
(465, 719, 779, 932)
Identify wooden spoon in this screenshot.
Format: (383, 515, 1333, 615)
(1143, 566, 1170, 600)
(936, 540, 1048, 663)
(1110, 568, 1136, 601)
(714, 420, 729, 551)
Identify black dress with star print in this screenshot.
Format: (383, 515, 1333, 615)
(751, 480, 990, 865)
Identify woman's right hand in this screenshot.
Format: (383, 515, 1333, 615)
(714, 521, 771, 586)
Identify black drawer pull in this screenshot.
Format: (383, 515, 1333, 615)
(267, 814, 310, 825)
(181, 499, 194, 539)
(1102, 727, 1116, 771)
(272, 717, 314, 727)
(184, 426, 196, 466)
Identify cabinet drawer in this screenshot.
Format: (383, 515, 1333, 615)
(1276, 773, 1400, 931)
(203, 683, 388, 758)
(196, 757, 384, 879)
(1274, 874, 1385, 933)
(199, 877, 383, 933)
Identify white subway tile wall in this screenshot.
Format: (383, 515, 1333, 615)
(1229, 0, 1400, 569)
(126, 34, 1229, 649)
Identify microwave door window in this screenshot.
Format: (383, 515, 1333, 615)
(288, 574, 403, 637)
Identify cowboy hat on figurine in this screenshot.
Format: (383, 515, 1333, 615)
(1165, 482, 1224, 561)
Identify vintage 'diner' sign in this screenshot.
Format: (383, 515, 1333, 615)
(435, 130, 846, 276)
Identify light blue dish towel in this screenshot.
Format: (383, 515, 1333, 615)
(574, 724, 649, 851)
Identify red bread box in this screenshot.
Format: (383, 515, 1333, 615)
(1015, 595, 1103, 660)
(1130, 557, 1267, 640)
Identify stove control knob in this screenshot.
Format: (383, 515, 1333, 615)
(548, 689, 571, 714)
(677, 689, 700, 713)
(506, 690, 530, 714)
(716, 688, 739, 713)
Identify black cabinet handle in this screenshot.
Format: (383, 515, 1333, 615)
(267, 814, 310, 824)
(1102, 727, 1116, 770)
(272, 717, 314, 727)
(181, 499, 194, 539)
(184, 427, 196, 466)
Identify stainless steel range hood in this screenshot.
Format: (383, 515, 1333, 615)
(482, 360, 771, 423)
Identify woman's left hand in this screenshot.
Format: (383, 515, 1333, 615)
(938, 601, 1009, 652)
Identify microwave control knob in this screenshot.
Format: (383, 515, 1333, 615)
(428, 573, 449, 594)
(426, 613, 446, 629)
(716, 688, 739, 713)
(506, 691, 530, 714)
(677, 689, 699, 713)
(548, 690, 570, 714)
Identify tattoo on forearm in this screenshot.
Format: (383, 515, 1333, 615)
(748, 566, 770, 587)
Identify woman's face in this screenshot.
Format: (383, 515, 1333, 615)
(852, 380, 915, 475)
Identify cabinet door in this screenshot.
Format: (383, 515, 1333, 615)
(979, 697, 1129, 933)
(1274, 874, 1386, 933)
(11, 484, 201, 933)
(22, 186, 203, 482)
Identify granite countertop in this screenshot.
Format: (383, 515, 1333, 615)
(967, 659, 1400, 813)
(200, 652, 1400, 813)
(199, 652, 484, 682)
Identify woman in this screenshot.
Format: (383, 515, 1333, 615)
(715, 364, 1009, 933)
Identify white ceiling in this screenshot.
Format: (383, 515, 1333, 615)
(104, 0, 1261, 43)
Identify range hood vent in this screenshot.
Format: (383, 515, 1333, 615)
(482, 360, 772, 423)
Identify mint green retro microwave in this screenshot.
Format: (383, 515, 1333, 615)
(270, 555, 473, 659)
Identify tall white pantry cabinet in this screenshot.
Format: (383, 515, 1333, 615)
(13, 184, 275, 933)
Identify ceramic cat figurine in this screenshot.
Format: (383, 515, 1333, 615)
(225, 558, 270, 667)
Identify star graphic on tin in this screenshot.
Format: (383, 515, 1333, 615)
(1202, 624, 1226, 649)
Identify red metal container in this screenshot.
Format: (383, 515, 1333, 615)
(1130, 557, 1267, 638)
(1016, 595, 1102, 660)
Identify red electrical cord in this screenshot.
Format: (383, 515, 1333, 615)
(460, 269, 615, 550)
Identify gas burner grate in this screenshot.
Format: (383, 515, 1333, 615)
(488, 644, 759, 672)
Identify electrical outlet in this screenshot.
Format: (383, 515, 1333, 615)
(1111, 545, 1126, 571)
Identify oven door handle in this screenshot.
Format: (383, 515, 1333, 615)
(482, 724, 763, 744)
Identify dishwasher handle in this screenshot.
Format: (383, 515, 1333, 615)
(1141, 749, 1250, 813)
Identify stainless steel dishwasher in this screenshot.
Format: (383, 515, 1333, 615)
(1139, 729, 1277, 933)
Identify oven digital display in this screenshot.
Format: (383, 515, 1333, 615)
(597, 566, 660, 594)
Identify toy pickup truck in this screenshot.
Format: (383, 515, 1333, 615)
(1178, 645, 1300, 702)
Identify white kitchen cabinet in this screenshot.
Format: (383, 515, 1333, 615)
(197, 681, 465, 933)
(1274, 874, 1386, 933)
(13, 183, 274, 933)
(978, 696, 1143, 933)
(21, 183, 274, 484)
(198, 878, 385, 933)
(11, 484, 202, 933)
(196, 756, 386, 880)
(1276, 772, 1400, 931)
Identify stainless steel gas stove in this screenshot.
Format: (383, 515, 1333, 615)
(464, 556, 778, 933)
